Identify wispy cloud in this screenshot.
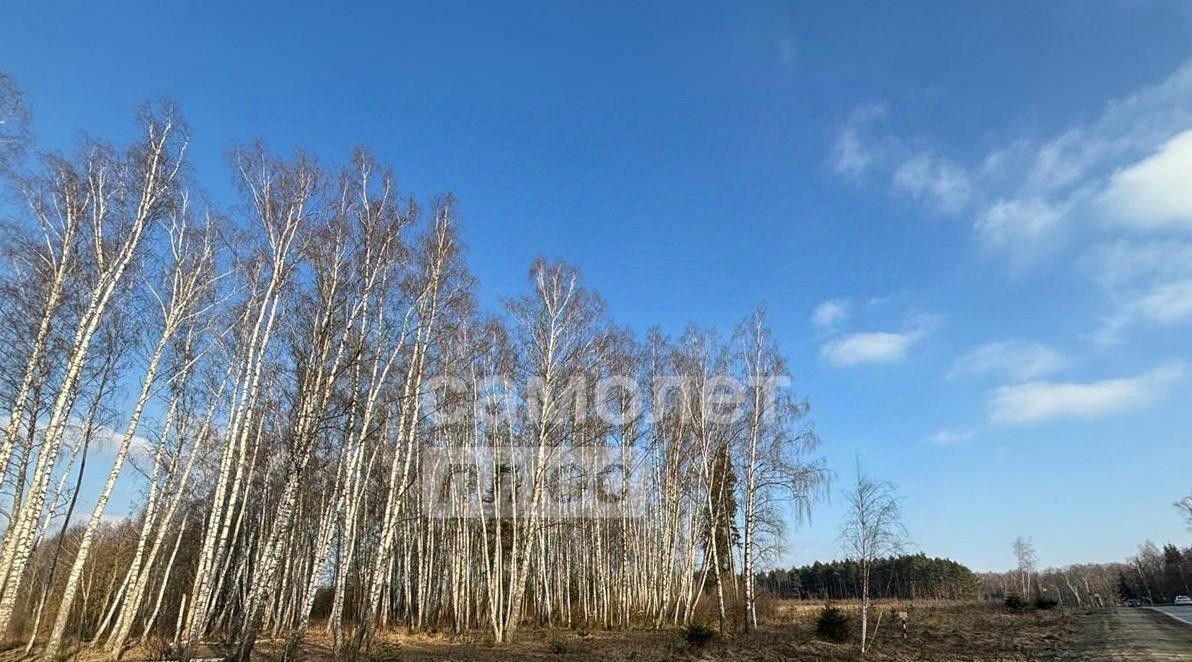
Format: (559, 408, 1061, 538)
(829, 103, 887, 177)
(1130, 280, 1192, 324)
(828, 104, 972, 218)
(90, 425, 155, 460)
(1085, 239, 1192, 292)
(974, 197, 1070, 255)
(949, 340, 1067, 383)
(977, 61, 1192, 252)
(929, 428, 975, 446)
(829, 60, 1192, 256)
(58, 418, 156, 461)
(820, 313, 938, 366)
(830, 59, 1192, 345)
(892, 153, 971, 215)
(1095, 280, 1192, 345)
(987, 362, 1184, 425)
(1085, 239, 1192, 344)
(811, 298, 850, 331)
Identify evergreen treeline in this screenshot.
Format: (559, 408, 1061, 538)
(756, 553, 980, 601)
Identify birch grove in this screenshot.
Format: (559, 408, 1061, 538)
(0, 75, 827, 658)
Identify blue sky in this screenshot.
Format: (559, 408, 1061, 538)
(3, 1, 1192, 572)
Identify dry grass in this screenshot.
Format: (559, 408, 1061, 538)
(37, 601, 1080, 661)
(832, 602, 1077, 661)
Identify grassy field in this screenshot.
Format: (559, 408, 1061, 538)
(215, 600, 1078, 661)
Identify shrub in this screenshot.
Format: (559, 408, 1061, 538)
(1034, 596, 1059, 610)
(1004, 594, 1027, 612)
(815, 605, 851, 643)
(546, 638, 569, 655)
(681, 622, 717, 647)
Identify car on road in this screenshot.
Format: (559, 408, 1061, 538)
(1175, 595, 1192, 605)
(1125, 599, 1143, 607)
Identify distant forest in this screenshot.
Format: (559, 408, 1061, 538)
(756, 553, 980, 601)
(977, 542, 1192, 607)
(1116, 543, 1192, 603)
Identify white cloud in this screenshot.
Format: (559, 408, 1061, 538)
(831, 60, 1192, 255)
(1099, 129, 1192, 231)
(1096, 279, 1192, 345)
(829, 61, 1192, 344)
(811, 299, 850, 330)
(821, 332, 914, 365)
(1084, 239, 1192, 343)
(1010, 60, 1192, 204)
(829, 103, 887, 177)
(949, 340, 1067, 383)
(828, 104, 971, 215)
(929, 428, 975, 446)
(1133, 279, 1192, 324)
(987, 362, 1184, 425)
(58, 418, 156, 462)
(820, 314, 937, 366)
(91, 425, 155, 460)
(70, 511, 132, 527)
(893, 153, 971, 215)
(976, 60, 1192, 247)
(1084, 239, 1192, 291)
(975, 197, 1071, 255)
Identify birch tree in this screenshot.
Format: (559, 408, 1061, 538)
(735, 307, 827, 631)
(840, 464, 906, 655)
(1013, 536, 1037, 598)
(0, 106, 185, 638)
(0, 74, 834, 656)
(44, 206, 218, 658)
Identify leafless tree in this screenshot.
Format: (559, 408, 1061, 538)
(840, 463, 906, 655)
(0, 103, 185, 637)
(1176, 493, 1192, 533)
(735, 306, 827, 631)
(0, 72, 29, 172)
(0, 73, 831, 658)
(1013, 536, 1038, 598)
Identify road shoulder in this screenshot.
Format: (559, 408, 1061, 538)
(1061, 608, 1192, 661)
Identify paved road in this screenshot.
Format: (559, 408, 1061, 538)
(1151, 605, 1192, 628)
(1063, 607, 1192, 660)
